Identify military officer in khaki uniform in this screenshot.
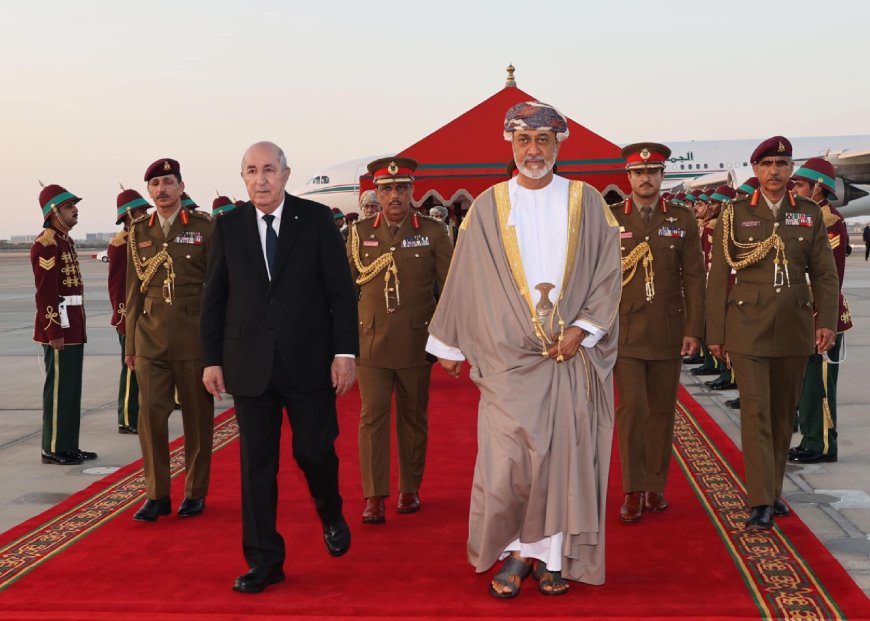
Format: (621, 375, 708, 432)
(126, 158, 215, 522)
(706, 137, 839, 530)
(31, 184, 97, 465)
(348, 157, 453, 524)
(109, 188, 151, 434)
(612, 143, 706, 523)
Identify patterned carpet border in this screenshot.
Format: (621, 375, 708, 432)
(673, 390, 844, 620)
(0, 411, 239, 591)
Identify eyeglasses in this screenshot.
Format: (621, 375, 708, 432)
(757, 159, 791, 168)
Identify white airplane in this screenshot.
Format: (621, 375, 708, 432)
(290, 136, 870, 218)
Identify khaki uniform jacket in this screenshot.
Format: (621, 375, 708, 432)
(125, 209, 214, 361)
(348, 213, 453, 368)
(612, 198, 706, 360)
(706, 193, 838, 357)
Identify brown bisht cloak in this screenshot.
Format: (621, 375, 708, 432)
(429, 178, 622, 584)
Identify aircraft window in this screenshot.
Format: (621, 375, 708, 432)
(704, 164, 708, 169)
(321, 176, 329, 184)
(688, 164, 693, 169)
(719, 163, 724, 168)
(680, 165, 685, 170)
(743, 162, 747, 166)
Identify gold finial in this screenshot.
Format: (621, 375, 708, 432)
(505, 63, 516, 88)
(216, 189, 221, 197)
(119, 182, 125, 190)
(38, 179, 45, 187)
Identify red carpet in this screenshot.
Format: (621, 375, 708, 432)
(1, 369, 868, 620)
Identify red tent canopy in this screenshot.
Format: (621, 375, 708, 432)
(360, 82, 630, 210)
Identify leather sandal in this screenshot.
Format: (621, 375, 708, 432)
(488, 555, 532, 599)
(532, 561, 569, 596)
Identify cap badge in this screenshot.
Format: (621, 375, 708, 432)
(163, 161, 172, 171)
(640, 148, 651, 161)
(777, 142, 785, 153)
(387, 161, 399, 175)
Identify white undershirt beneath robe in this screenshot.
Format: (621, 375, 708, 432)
(426, 174, 608, 570)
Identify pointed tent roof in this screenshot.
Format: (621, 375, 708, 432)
(360, 66, 629, 207)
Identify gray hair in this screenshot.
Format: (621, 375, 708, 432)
(241, 141, 289, 171)
(429, 205, 448, 218)
(359, 189, 379, 208)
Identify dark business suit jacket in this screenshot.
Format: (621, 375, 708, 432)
(201, 193, 358, 395)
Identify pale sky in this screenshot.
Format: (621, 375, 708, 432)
(2, 0, 869, 238)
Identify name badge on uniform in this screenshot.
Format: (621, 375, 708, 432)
(658, 227, 685, 238)
(785, 212, 813, 227)
(137, 240, 152, 248)
(741, 221, 761, 228)
(363, 240, 379, 247)
(401, 235, 430, 248)
(620, 231, 633, 239)
(176, 231, 204, 245)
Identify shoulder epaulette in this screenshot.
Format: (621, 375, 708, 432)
(358, 213, 376, 222)
(189, 209, 214, 222)
(109, 230, 128, 246)
(670, 201, 691, 211)
(418, 213, 440, 223)
(35, 228, 56, 247)
(610, 200, 627, 210)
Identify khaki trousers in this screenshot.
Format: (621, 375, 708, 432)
(357, 364, 431, 498)
(730, 353, 806, 507)
(614, 356, 681, 493)
(136, 356, 214, 500)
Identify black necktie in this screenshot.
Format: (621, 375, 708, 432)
(641, 206, 652, 224)
(263, 214, 277, 277)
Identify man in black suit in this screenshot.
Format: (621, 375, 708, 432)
(201, 141, 358, 594)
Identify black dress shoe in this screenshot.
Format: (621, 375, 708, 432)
(773, 499, 791, 517)
(177, 497, 205, 517)
(323, 516, 351, 557)
(706, 379, 737, 390)
(233, 566, 285, 593)
(787, 446, 808, 460)
(41, 450, 83, 465)
(788, 449, 837, 464)
(133, 497, 171, 522)
(725, 397, 741, 409)
(745, 505, 774, 530)
(118, 425, 138, 435)
(691, 366, 721, 376)
(71, 449, 97, 461)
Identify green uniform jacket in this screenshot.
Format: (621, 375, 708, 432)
(125, 209, 214, 361)
(612, 198, 706, 360)
(706, 193, 838, 356)
(348, 213, 453, 368)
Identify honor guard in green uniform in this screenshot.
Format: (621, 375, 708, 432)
(348, 157, 454, 524)
(789, 158, 852, 464)
(706, 137, 839, 530)
(126, 158, 215, 521)
(611, 143, 706, 522)
(31, 184, 97, 465)
(109, 188, 151, 434)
